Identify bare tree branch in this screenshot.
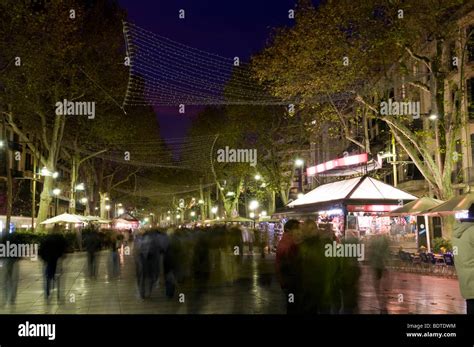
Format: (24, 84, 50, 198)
(404, 45, 432, 72)
(3, 111, 47, 166)
(111, 168, 139, 189)
(37, 111, 51, 152)
(79, 149, 108, 165)
(408, 81, 430, 93)
(328, 93, 365, 149)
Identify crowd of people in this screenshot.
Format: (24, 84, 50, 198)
(275, 219, 362, 314)
(0, 221, 397, 313)
(1, 216, 472, 315)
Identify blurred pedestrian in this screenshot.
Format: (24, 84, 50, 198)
(338, 238, 361, 314)
(453, 203, 474, 314)
(296, 222, 341, 314)
(135, 230, 156, 299)
(1, 233, 21, 306)
(368, 234, 391, 314)
(276, 219, 300, 314)
(108, 232, 121, 278)
(39, 232, 67, 301)
(84, 229, 101, 279)
(134, 229, 170, 299)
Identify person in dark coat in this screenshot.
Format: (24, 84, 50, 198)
(135, 230, 158, 299)
(84, 230, 102, 279)
(276, 219, 300, 314)
(1, 232, 22, 305)
(39, 232, 67, 300)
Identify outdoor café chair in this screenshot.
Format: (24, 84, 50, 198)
(443, 253, 455, 276)
(419, 252, 432, 273)
(428, 252, 446, 274)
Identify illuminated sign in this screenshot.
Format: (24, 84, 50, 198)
(307, 153, 368, 176)
(347, 204, 398, 212)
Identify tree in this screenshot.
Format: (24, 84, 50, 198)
(252, 0, 474, 237)
(0, 0, 91, 229)
(0, 0, 166, 227)
(186, 106, 250, 217)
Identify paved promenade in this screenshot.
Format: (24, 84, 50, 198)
(0, 250, 466, 314)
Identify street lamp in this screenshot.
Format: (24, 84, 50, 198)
(249, 212, 256, 228)
(117, 208, 124, 215)
(80, 197, 88, 204)
(75, 183, 85, 191)
(198, 199, 204, 204)
(294, 158, 304, 167)
(254, 174, 261, 181)
(105, 204, 111, 219)
(294, 158, 305, 193)
(53, 188, 61, 216)
(40, 167, 50, 176)
(249, 200, 259, 211)
(190, 211, 196, 217)
(40, 167, 59, 178)
(249, 200, 259, 228)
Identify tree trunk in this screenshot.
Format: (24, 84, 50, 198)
(5, 183, 12, 233)
(100, 192, 108, 219)
(69, 155, 78, 214)
(280, 187, 289, 206)
(2, 116, 13, 237)
(206, 188, 212, 219)
(269, 190, 276, 215)
(36, 175, 54, 231)
(199, 180, 205, 221)
(35, 113, 65, 230)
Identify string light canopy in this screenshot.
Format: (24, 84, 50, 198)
(122, 22, 353, 107)
(66, 134, 219, 173)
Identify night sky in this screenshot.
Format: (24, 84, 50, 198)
(118, 0, 299, 142)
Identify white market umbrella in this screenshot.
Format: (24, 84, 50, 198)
(388, 197, 444, 216)
(82, 215, 104, 222)
(424, 193, 474, 216)
(40, 213, 86, 225)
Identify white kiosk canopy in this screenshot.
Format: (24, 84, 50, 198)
(288, 176, 417, 208)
